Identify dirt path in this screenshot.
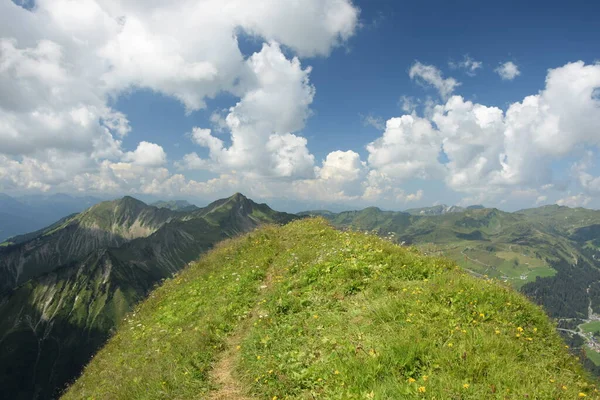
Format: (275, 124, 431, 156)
(207, 270, 275, 400)
(207, 327, 252, 400)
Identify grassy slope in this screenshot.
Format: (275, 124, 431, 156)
(64, 219, 596, 399)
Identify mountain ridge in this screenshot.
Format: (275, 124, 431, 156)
(0, 193, 297, 399)
(63, 219, 598, 399)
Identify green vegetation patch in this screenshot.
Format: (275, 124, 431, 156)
(64, 219, 597, 399)
(582, 321, 600, 335)
(586, 348, 600, 367)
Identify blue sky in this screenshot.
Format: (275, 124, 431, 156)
(1, 0, 599, 211)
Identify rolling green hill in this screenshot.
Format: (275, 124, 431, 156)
(64, 219, 597, 399)
(0, 193, 296, 400)
(312, 205, 600, 374)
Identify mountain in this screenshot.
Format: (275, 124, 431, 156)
(0, 193, 297, 400)
(405, 204, 466, 216)
(63, 219, 595, 399)
(309, 204, 600, 374)
(0, 193, 102, 243)
(151, 199, 199, 212)
(0, 196, 176, 293)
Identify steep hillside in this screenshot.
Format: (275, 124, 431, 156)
(0, 193, 297, 400)
(64, 219, 596, 399)
(0, 197, 176, 292)
(315, 205, 600, 374)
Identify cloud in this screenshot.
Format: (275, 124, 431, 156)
(399, 96, 417, 113)
(556, 193, 592, 208)
(0, 0, 359, 195)
(403, 189, 424, 203)
(179, 42, 316, 179)
(361, 114, 385, 130)
(3, 1, 600, 211)
(495, 61, 521, 80)
(536, 195, 547, 205)
(124, 141, 167, 167)
(366, 61, 600, 205)
(572, 151, 600, 193)
(449, 55, 482, 76)
(175, 153, 208, 171)
(318, 150, 367, 182)
(366, 115, 444, 181)
(409, 62, 460, 99)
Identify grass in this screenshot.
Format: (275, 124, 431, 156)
(582, 321, 600, 334)
(63, 219, 597, 399)
(587, 349, 600, 367)
(422, 242, 557, 290)
(0, 241, 12, 247)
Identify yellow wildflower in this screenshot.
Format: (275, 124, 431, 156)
(408, 377, 416, 383)
(463, 383, 470, 389)
(479, 313, 485, 318)
(418, 386, 426, 393)
(562, 386, 568, 390)
(422, 375, 429, 381)
(447, 343, 453, 347)
(579, 393, 587, 397)
(516, 327, 524, 332)
(495, 329, 500, 334)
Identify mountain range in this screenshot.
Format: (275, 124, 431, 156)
(63, 218, 596, 399)
(2, 194, 600, 398)
(0, 193, 296, 399)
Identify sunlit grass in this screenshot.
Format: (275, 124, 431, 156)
(63, 219, 597, 399)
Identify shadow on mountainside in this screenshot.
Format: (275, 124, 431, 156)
(0, 300, 109, 400)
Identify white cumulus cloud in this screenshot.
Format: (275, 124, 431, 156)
(495, 61, 521, 80)
(0, 0, 359, 195)
(124, 141, 167, 167)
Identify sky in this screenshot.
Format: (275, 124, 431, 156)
(0, 0, 599, 212)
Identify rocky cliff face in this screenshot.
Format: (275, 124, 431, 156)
(0, 197, 176, 293)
